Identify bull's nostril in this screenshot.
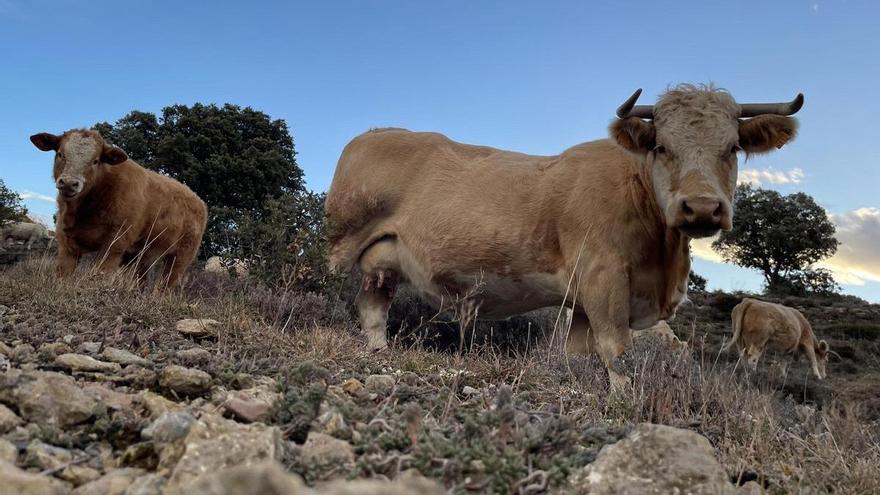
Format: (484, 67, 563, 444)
(713, 204, 723, 219)
(682, 202, 694, 216)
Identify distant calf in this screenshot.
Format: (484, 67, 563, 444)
(204, 256, 249, 277)
(723, 298, 830, 379)
(30, 129, 207, 287)
(1, 221, 49, 250)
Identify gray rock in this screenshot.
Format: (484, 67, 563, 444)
(124, 473, 166, 495)
(0, 341, 11, 357)
(11, 343, 35, 363)
(100, 348, 151, 367)
(320, 476, 445, 495)
(0, 403, 22, 433)
(569, 423, 736, 494)
(181, 460, 306, 495)
(81, 383, 136, 412)
(137, 391, 184, 419)
(71, 468, 145, 495)
(0, 370, 98, 427)
(176, 347, 211, 363)
(39, 342, 73, 359)
(364, 374, 395, 396)
(160, 365, 212, 397)
(24, 439, 74, 470)
(55, 353, 122, 373)
(175, 319, 220, 338)
(0, 438, 17, 463)
(162, 414, 284, 495)
(222, 385, 278, 423)
(77, 342, 101, 355)
(0, 460, 71, 495)
(142, 412, 196, 443)
(297, 432, 355, 464)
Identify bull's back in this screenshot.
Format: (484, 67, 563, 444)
(325, 129, 559, 271)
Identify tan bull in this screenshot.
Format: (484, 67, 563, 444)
(723, 298, 830, 379)
(325, 84, 802, 385)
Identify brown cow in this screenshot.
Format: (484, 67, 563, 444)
(325, 85, 803, 386)
(30, 129, 207, 287)
(723, 298, 830, 379)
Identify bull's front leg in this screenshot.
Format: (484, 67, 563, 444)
(579, 264, 633, 389)
(97, 246, 126, 274)
(564, 311, 595, 356)
(55, 235, 80, 277)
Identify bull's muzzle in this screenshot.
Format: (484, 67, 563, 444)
(56, 176, 83, 198)
(676, 197, 729, 238)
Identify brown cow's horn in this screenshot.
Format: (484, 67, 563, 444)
(739, 93, 804, 117)
(616, 88, 654, 119)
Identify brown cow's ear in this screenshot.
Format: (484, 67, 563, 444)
(738, 115, 798, 154)
(101, 145, 128, 165)
(30, 133, 61, 151)
(610, 117, 656, 154)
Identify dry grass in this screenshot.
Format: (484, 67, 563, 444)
(2, 256, 879, 493)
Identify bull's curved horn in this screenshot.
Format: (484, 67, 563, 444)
(827, 349, 842, 360)
(739, 93, 804, 117)
(616, 88, 654, 119)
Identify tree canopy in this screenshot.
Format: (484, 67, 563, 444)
(95, 104, 308, 259)
(0, 179, 27, 226)
(712, 183, 839, 295)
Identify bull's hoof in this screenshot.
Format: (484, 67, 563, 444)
(608, 369, 631, 391)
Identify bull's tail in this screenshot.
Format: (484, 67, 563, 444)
(723, 298, 751, 353)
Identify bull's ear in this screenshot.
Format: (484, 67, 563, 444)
(818, 340, 829, 353)
(101, 145, 128, 165)
(610, 117, 656, 154)
(738, 115, 798, 154)
(30, 133, 61, 151)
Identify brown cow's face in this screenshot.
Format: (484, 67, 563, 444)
(611, 87, 798, 238)
(30, 130, 128, 200)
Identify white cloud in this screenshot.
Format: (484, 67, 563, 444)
(690, 207, 880, 288)
(818, 207, 880, 286)
(19, 190, 55, 203)
(690, 236, 724, 263)
(737, 167, 804, 187)
(811, 2, 820, 13)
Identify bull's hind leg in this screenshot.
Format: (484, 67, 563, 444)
(356, 238, 401, 351)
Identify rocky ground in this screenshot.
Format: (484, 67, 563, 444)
(1, 257, 878, 494)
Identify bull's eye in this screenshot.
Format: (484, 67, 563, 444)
(653, 145, 666, 155)
(92, 159, 99, 165)
(730, 144, 742, 155)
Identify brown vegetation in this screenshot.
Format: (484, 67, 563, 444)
(1, 257, 879, 493)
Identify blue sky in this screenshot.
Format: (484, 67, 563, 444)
(2, 0, 878, 301)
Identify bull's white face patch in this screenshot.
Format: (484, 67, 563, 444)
(55, 133, 101, 198)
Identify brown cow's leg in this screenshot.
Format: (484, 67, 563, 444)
(564, 311, 594, 355)
(580, 265, 633, 389)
